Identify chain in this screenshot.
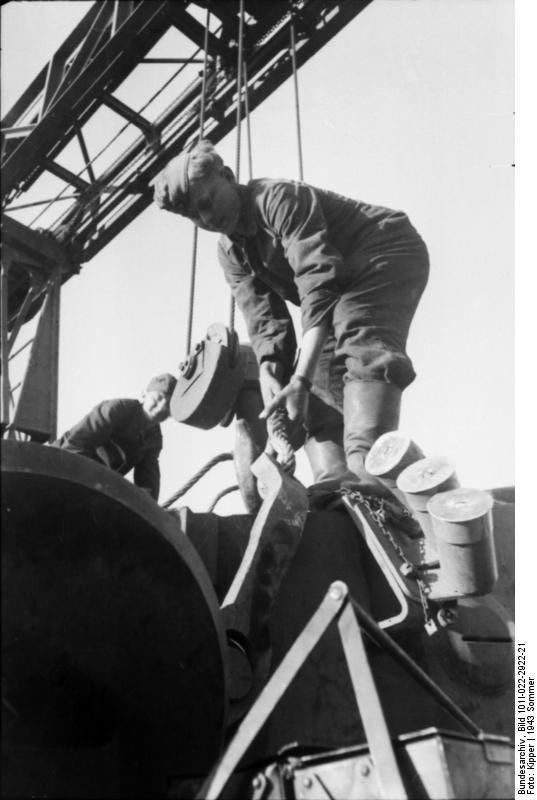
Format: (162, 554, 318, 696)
(341, 488, 435, 631)
(416, 579, 435, 632)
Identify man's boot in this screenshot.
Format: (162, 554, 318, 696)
(304, 435, 358, 509)
(303, 391, 356, 509)
(231, 346, 270, 513)
(343, 380, 402, 496)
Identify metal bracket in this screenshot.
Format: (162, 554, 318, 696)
(203, 582, 409, 800)
(9, 268, 61, 441)
(203, 582, 349, 800)
(342, 495, 424, 630)
(201, 573, 486, 800)
(221, 453, 308, 710)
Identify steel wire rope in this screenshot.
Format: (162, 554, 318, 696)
(243, 62, 253, 181)
(160, 452, 234, 509)
(207, 484, 239, 512)
(289, 2, 304, 181)
(259, 3, 307, 475)
(229, 0, 246, 333)
(6, 195, 80, 212)
(26, 29, 222, 229)
(175, 12, 248, 515)
(185, 7, 212, 354)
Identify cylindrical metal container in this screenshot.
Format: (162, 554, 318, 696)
(365, 432, 424, 505)
(1, 441, 227, 799)
(396, 457, 459, 543)
(427, 488, 497, 596)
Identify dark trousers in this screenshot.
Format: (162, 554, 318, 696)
(307, 228, 429, 445)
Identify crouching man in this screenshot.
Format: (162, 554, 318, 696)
(52, 373, 177, 501)
(152, 140, 429, 501)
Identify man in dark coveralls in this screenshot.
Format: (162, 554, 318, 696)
(52, 373, 177, 501)
(152, 141, 429, 503)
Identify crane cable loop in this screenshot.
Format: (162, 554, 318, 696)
(160, 452, 233, 509)
(207, 484, 239, 512)
(266, 406, 296, 475)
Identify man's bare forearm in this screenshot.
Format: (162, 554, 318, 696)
(294, 321, 330, 383)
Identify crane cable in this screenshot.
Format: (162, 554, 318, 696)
(160, 452, 233, 509)
(185, 7, 212, 354)
(162, 9, 251, 513)
(229, 0, 246, 333)
(207, 484, 239, 512)
(243, 61, 254, 183)
(289, 1, 304, 181)
(263, 2, 306, 474)
(178, 2, 304, 486)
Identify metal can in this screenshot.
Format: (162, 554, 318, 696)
(365, 431, 424, 505)
(396, 457, 459, 543)
(427, 488, 497, 596)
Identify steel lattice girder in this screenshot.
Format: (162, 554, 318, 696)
(1, 0, 373, 316)
(2, 216, 75, 324)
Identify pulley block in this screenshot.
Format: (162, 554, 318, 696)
(171, 323, 245, 429)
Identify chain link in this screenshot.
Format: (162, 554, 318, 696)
(341, 487, 435, 629)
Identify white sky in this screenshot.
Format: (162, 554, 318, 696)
(0, 0, 528, 519)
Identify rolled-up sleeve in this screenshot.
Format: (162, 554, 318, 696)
(218, 240, 297, 375)
(264, 182, 345, 332)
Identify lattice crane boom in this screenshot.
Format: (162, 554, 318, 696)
(2, 0, 372, 273)
(1, 0, 372, 439)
